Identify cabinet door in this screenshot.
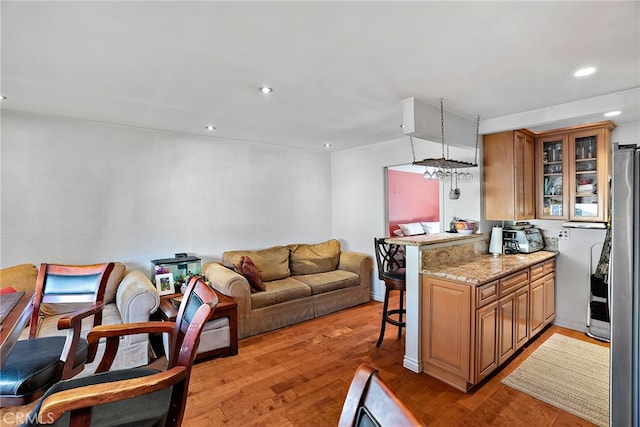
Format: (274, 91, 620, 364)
(498, 293, 516, 365)
(475, 301, 499, 383)
(529, 277, 545, 337)
(423, 278, 471, 381)
(537, 134, 569, 219)
(483, 130, 535, 221)
(569, 127, 611, 222)
(514, 285, 529, 350)
(543, 272, 556, 324)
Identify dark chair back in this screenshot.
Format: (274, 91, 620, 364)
(338, 363, 421, 427)
(29, 263, 116, 339)
(373, 238, 405, 281)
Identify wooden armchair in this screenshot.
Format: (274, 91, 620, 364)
(23, 276, 218, 427)
(338, 363, 421, 427)
(0, 263, 115, 407)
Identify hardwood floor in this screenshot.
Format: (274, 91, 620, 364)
(1, 296, 608, 426)
(183, 296, 607, 426)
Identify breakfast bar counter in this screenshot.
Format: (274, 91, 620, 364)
(384, 233, 486, 373)
(384, 232, 557, 376)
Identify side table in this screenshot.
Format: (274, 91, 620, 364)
(157, 290, 238, 359)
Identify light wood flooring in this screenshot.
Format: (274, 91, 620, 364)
(1, 295, 609, 426)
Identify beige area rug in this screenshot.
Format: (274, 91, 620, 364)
(502, 333, 609, 427)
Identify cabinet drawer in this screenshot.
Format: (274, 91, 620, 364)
(476, 281, 499, 308)
(543, 259, 555, 274)
(500, 270, 529, 296)
(531, 259, 555, 281)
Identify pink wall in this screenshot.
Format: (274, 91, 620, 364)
(387, 170, 439, 235)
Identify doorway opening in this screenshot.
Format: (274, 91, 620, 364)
(385, 164, 443, 237)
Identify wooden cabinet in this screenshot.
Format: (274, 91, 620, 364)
(483, 129, 535, 221)
(422, 259, 554, 392)
(536, 122, 615, 222)
(422, 278, 471, 386)
(514, 285, 529, 350)
(476, 301, 498, 382)
(529, 259, 556, 336)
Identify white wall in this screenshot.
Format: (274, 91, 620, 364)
(0, 111, 333, 273)
(331, 136, 481, 300)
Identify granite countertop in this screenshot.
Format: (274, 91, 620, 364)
(421, 250, 557, 285)
(385, 232, 483, 247)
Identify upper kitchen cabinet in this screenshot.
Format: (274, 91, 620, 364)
(483, 130, 535, 221)
(536, 122, 615, 222)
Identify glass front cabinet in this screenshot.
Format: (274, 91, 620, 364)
(536, 122, 614, 222)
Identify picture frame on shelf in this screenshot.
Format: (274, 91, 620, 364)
(155, 273, 175, 295)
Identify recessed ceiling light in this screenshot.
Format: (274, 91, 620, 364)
(574, 67, 597, 77)
(604, 111, 621, 117)
(205, 125, 216, 131)
(324, 143, 332, 148)
(260, 86, 273, 94)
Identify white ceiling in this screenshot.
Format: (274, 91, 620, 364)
(2, 1, 639, 151)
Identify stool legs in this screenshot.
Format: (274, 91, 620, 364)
(376, 284, 406, 348)
(376, 287, 391, 347)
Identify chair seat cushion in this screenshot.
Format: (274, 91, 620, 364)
(382, 268, 406, 282)
(22, 368, 167, 427)
(0, 336, 88, 398)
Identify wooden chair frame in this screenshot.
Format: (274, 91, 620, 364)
(33, 276, 217, 427)
(0, 262, 115, 407)
(338, 363, 421, 427)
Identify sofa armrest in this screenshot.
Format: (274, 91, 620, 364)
(116, 270, 160, 324)
(202, 262, 252, 339)
(338, 250, 373, 291)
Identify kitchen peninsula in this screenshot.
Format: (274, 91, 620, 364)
(386, 233, 557, 392)
(385, 233, 486, 374)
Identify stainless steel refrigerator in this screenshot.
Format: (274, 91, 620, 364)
(610, 142, 640, 427)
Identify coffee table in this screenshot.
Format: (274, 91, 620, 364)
(158, 290, 238, 359)
(0, 291, 34, 368)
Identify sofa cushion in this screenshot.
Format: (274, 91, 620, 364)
(233, 256, 265, 293)
(250, 277, 312, 310)
(223, 246, 290, 281)
(293, 270, 360, 295)
(32, 303, 123, 340)
(0, 264, 38, 293)
(288, 239, 341, 275)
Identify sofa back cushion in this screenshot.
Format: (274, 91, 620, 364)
(288, 239, 341, 275)
(0, 264, 38, 293)
(222, 246, 290, 281)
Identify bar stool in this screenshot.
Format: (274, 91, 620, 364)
(373, 237, 406, 347)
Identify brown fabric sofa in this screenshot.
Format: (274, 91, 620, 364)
(202, 239, 373, 338)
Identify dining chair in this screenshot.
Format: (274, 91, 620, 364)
(338, 363, 421, 427)
(22, 276, 218, 427)
(0, 263, 115, 407)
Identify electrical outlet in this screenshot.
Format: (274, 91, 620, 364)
(558, 229, 570, 240)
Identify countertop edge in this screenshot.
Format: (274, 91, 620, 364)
(421, 251, 558, 286)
